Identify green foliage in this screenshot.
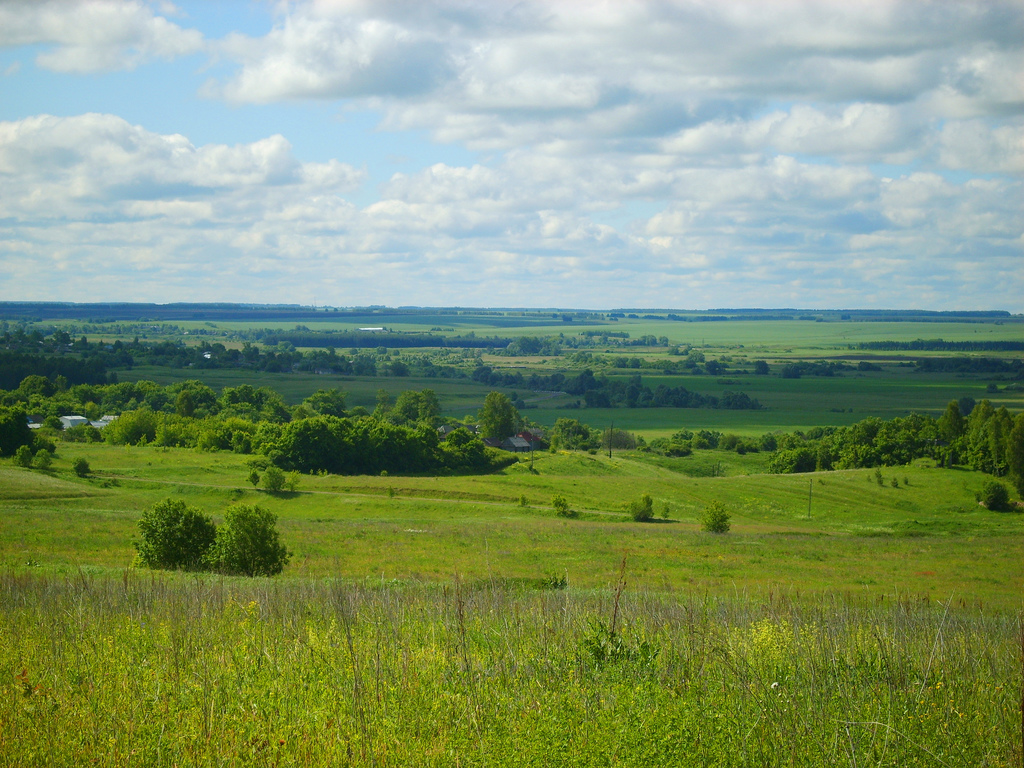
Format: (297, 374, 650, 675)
(978, 480, 1011, 512)
(701, 501, 731, 533)
(207, 504, 290, 577)
(549, 417, 596, 451)
(628, 493, 654, 522)
(552, 494, 577, 518)
(478, 391, 521, 440)
(72, 457, 91, 477)
(262, 465, 286, 493)
(13, 444, 33, 468)
(0, 406, 32, 457)
(285, 471, 301, 492)
(302, 388, 348, 418)
(247, 468, 261, 487)
(32, 449, 53, 470)
(134, 498, 217, 571)
(580, 619, 659, 667)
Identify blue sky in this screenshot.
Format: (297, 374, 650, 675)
(1, 0, 1022, 310)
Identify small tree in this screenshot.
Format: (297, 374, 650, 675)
(207, 504, 290, 577)
(72, 457, 91, 477)
(978, 480, 1011, 512)
(553, 494, 577, 518)
(284, 471, 301, 492)
(701, 501, 731, 533)
(262, 465, 286, 493)
(14, 444, 33, 468)
(135, 498, 217, 571)
(628, 493, 654, 522)
(247, 468, 261, 487)
(33, 449, 53, 470)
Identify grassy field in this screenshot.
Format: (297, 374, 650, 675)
(2, 570, 1019, 767)
(6, 308, 1024, 765)
(3, 444, 1021, 607)
(2, 432, 1022, 766)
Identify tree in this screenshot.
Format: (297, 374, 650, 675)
(72, 457, 91, 477)
(550, 417, 593, 451)
(0, 406, 32, 457)
(14, 444, 33, 468)
(303, 388, 348, 418)
(701, 501, 731, 533)
(552, 494, 577, 518)
(32, 449, 53, 470)
(478, 391, 521, 440)
(753, 360, 770, 375)
(135, 498, 217, 571)
(207, 504, 290, 577)
(628, 493, 654, 522)
(262, 465, 286, 492)
(978, 480, 1011, 512)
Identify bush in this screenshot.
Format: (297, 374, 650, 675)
(553, 494, 577, 518)
(978, 480, 1011, 512)
(72, 457, 91, 477)
(701, 501, 731, 533)
(32, 449, 53, 470)
(207, 504, 290, 577)
(262, 465, 286, 492)
(135, 498, 217, 571)
(628, 493, 654, 522)
(14, 444, 33, 468)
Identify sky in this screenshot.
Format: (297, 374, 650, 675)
(1, 0, 1022, 311)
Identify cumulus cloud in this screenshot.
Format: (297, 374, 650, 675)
(2, 1, 1022, 309)
(0, 0, 203, 72)
(209, 1, 1024, 149)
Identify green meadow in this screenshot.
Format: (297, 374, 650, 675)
(3, 443, 1021, 606)
(3, 307, 1023, 765)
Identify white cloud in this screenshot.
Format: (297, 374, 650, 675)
(0, 0, 203, 73)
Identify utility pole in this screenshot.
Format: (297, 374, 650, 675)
(608, 421, 613, 459)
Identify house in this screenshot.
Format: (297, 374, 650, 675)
(482, 437, 503, 449)
(517, 429, 546, 451)
(90, 415, 118, 429)
(59, 415, 89, 430)
(501, 436, 531, 453)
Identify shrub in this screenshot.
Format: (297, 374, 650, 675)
(628, 493, 654, 522)
(207, 504, 290, 577)
(72, 458, 91, 477)
(701, 501, 731, 533)
(135, 498, 217, 571)
(14, 444, 33, 468)
(262, 465, 286, 492)
(285, 471, 301, 492)
(553, 494, 577, 518)
(32, 449, 53, 470)
(978, 480, 1011, 512)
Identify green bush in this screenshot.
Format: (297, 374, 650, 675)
(628, 493, 654, 522)
(701, 501, 731, 534)
(207, 504, 290, 577)
(32, 449, 53, 470)
(14, 444, 33, 468)
(72, 457, 91, 477)
(978, 480, 1011, 512)
(135, 498, 217, 571)
(552, 494, 577, 518)
(262, 465, 286, 492)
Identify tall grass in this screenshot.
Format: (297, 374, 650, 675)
(1, 570, 1019, 766)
